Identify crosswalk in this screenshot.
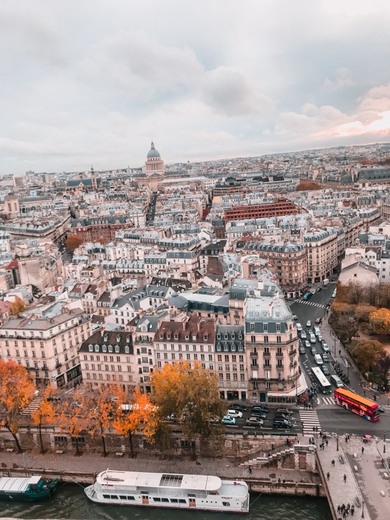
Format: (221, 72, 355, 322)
(318, 396, 335, 406)
(293, 299, 326, 309)
(299, 409, 321, 435)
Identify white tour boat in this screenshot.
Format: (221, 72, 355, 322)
(84, 469, 249, 513)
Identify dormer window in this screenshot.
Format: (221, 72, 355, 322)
(185, 334, 189, 340)
(203, 334, 208, 341)
(115, 345, 120, 353)
(88, 344, 93, 352)
(94, 345, 99, 352)
(116, 335, 121, 343)
(167, 334, 171, 340)
(125, 346, 129, 354)
(108, 345, 113, 353)
(224, 333, 228, 340)
(103, 335, 108, 342)
(217, 332, 221, 339)
(192, 334, 197, 341)
(231, 333, 235, 340)
(159, 334, 164, 340)
(126, 336, 130, 343)
(174, 334, 179, 340)
(102, 345, 107, 352)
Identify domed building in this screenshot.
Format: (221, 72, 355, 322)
(144, 141, 165, 177)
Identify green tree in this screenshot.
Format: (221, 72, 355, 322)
(0, 360, 35, 452)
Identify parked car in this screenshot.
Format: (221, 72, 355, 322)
(227, 409, 243, 418)
(317, 335, 323, 342)
(228, 403, 247, 412)
(296, 322, 303, 332)
(276, 408, 294, 416)
(305, 340, 311, 348)
(250, 409, 267, 419)
(300, 331, 307, 339)
(322, 353, 329, 362)
(310, 347, 317, 356)
(299, 345, 306, 354)
(273, 419, 291, 429)
(221, 415, 236, 425)
(246, 416, 264, 427)
(251, 404, 269, 413)
(310, 333, 316, 344)
(321, 365, 330, 376)
(306, 320, 312, 328)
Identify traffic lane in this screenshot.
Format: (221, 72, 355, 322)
(317, 407, 390, 437)
(290, 302, 323, 330)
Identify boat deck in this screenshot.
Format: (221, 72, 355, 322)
(220, 481, 248, 497)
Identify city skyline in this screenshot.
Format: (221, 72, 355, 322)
(1, 0, 390, 174)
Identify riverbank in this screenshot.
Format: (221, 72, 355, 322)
(0, 441, 323, 497)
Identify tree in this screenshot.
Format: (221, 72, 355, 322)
(373, 354, 390, 391)
(369, 308, 390, 335)
(65, 234, 84, 253)
(112, 386, 158, 458)
(82, 384, 118, 457)
(31, 386, 56, 454)
(58, 389, 87, 455)
(0, 360, 35, 452)
(296, 181, 322, 191)
(151, 361, 225, 451)
(349, 339, 385, 374)
(9, 297, 26, 316)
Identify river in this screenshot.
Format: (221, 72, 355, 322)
(0, 484, 331, 519)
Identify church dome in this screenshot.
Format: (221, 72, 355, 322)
(147, 141, 161, 159)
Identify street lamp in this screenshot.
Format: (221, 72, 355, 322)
(361, 499, 365, 518)
(336, 434, 339, 452)
(384, 433, 386, 454)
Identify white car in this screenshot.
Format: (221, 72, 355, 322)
(300, 331, 307, 339)
(306, 320, 312, 328)
(296, 322, 302, 332)
(227, 409, 243, 418)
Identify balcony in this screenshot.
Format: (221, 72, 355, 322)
(289, 348, 297, 356)
(250, 351, 258, 358)
(275, 352, 284, 358)
(290, 361, 298, 368)
(263, 363, 271, 368)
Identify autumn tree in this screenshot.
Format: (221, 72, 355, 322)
(349, 339, 385, 374)
(65, 234, 84, 253)
(151, 361, 225, 451)
(9, 297, 26, 316)
(31, 386, 56, 454)
(0, 360, 35, 452)
(58, 389, 87, 455)
(296, 181, 322, 191)
(112, 386, 158, 458)
(81, 384, 119, 457)
(369, 308, 390, 335)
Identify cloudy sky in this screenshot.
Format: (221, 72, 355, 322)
(1, 0, 390, 174)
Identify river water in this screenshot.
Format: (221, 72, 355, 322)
(0, 484, 331, 520)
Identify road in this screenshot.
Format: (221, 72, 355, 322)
(290, 283, 390, 439)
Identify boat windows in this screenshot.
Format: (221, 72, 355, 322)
(119, 495, 127, 500)
(153, 497, 161, 502)
(103, 494, 110, 499)
(223, 502, 231, 506)
(162, 498, 169, 503)
(179, 499, 186, 503)
(110, 495, 118, 499)
(170, 498, 178, 503)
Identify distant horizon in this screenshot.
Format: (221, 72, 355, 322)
(6, 140, 390, 177)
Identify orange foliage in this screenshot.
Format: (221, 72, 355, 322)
(113, 386, 157, 457)
(0, 360, 35, 452)
(65, 234, 84, 253)
(9, 297, 26, 316)
(32, 386, 56, 453)
(369, 308, 390, 335)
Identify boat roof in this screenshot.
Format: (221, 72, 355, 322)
(97, 470, 221, 492)
(0, 476, 42, 493)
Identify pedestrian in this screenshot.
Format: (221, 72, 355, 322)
(331, 459, 335, 466)
(326, 472, 330, 480)
(248, 466, 252, 475)
(343, 474, 347, 483)
(325, 439, 328, 447)
(361, 446, 364, 455)
(346, 503, 350, 513)
(351, 505, 354, 516)
(337, 505, 341, 513)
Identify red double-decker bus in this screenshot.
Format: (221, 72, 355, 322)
(334, 388, 380, 422)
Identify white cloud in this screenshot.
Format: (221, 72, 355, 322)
(0, 0, 390, 173)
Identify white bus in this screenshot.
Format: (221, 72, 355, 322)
(311, 367, 332, 394)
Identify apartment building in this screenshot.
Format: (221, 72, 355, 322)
(215, 325, 247, 401)
(0, 307, 90, 388)
(304, 229, 339, 283)
(244, 296, 300, 403)
(79, 330, 135, 390)
(241, 242, 307, 294)
(224, 199, 300, 224)
(153, 315, 215, 371)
